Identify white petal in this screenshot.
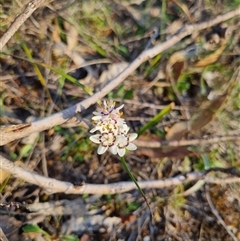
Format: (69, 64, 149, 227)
(109, 145, 118, 155)
(116, 104, 124, 110)
(93, 111, 100, 115)
(126, 143, 137, 151)
(98, 145, 108, 155)
(129, 133, 138, 141)
(117, 118, 125, 126)
(90, 127, 97, 133)
(92, 115, 102, 120)
(89, 135, 101, 144)
(116, 135, 126, 144)
(117, 148, 126, 157)
(120, 124, 129, 133)
(103, 100, 107, 107)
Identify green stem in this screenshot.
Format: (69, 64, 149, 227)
(120, 157, 151, 213)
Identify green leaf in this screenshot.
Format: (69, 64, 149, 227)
(20, 144, 33, 158)
(60, 235, 79, 241)
(22, 224, 50, 237)
(72, 153, 84, 162)
(124, 201, 140, 213)
(107, 91, 114, 99)
(116, 84, 125, 98)
(82, 194, 89, 200)
(123, 89, 134, 100)
(138, 103, 174, 136)
(201, 153, 210, 170)
(9, 152, 18, 160)
(177, 73, 191, 93)
(0, 175, 11, 192)
(144, 54, 162, 77)
(117, 45, 129, 57)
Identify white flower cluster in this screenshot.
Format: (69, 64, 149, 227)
(89, 100, 137, 157)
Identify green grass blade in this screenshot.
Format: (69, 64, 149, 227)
(14, 35, 93, 96)
(144, 54, 162, 77)
(20, 42, 46, 87)
(138, 103, 174, 136)
(22, 224, 50, 238)
(39, 63, 93, 96)
(161, 0, 167, 41)
(16, 34, 52, 100)
(120, 157, 152, 214)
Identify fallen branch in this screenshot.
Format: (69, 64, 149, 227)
(0, 0, 47, 49)
(1, 154, 240, 195)
(1, 6, 240, 145)
(134, 135, 239, 148)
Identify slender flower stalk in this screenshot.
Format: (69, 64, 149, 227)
(89, 100, 137, 157)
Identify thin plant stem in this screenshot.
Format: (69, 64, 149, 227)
(120, 156, 152, 214)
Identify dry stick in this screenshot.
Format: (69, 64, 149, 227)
(0, 154, 203, 194)
(205, 186, 238, 241)
(0, 0, 47, 49)
(1, 7, 240, 146)
(206, 176, 240, 185)
(0, 228, 9, 241)
(134, 135, 239, 148)
(1, 154, 240, 195)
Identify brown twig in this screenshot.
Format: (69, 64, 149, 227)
(0, 153, 202, 194)
(134, 135, 240, 148)
(1, 154, 240, 195)
(0, 0, 47, 50)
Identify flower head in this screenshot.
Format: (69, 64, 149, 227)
(89, 100, 137, 157)
(92, 100, 124, 121)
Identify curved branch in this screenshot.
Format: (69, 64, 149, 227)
(1, 7, 240, 146)
(0, 154, 203, 194)
(2, 154, 240, 195)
